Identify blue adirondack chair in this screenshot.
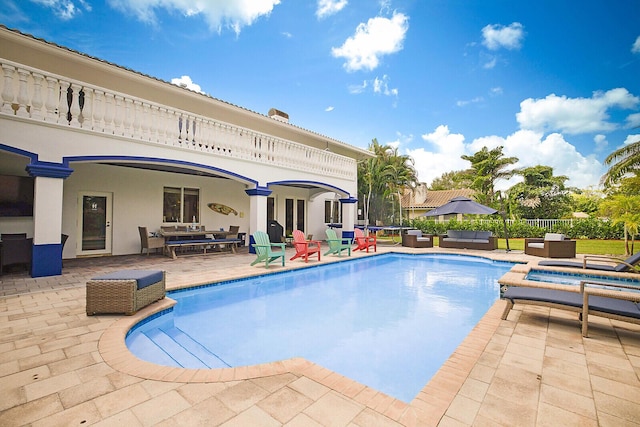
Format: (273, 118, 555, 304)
(324, 228, 352, 256)
(250, 230, 286, 267)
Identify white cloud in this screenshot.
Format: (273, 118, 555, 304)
(456, 97, 483, 107)
(348, 75, 398, 103)
(325, 106, 334, 112)
(594, 134, 608, 152)
(632, 35, 640, 54)
(481, 22, 524, 50)
(405, 126, 604, 189)
(106, 0, 280, 34)
(316, 0, 347, 19)
(171, 75, 205, 94)
(30, 0, 91, 20)
(490, 87, 503, 96)
(331, 12, 409, 72)
(482, 56, 497, 69)
(626, 112, 640, 128)
(516, 88, 640, 134)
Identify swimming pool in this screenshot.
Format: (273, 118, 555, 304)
(526, 269, 640, 289)
(126, 253, 514, 402)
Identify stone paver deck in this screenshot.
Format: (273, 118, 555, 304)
(1, 244, 639, 426)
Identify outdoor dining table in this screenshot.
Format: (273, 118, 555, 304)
(159, 230, 231, 240)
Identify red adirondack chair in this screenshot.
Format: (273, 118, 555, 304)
(290, 230, 321, 262)
(354, 228, 377, 252)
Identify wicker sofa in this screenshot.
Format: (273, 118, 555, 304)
(524, 233, 576, 258)
(438, 230, 497, 250)
(86, 269, 165, 315)
(402, 229, 434, 248)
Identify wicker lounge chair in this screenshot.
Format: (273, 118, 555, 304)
(401, 229, 433, 248)
(525, 233, 576, 258)
(324, 229, 352, 257)
(138, 226, 165, 256)
(251, 230, 286, 268)
(354, 228, 376, 252)
(539, 252, 640, 273)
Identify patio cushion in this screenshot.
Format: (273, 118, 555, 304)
(407, 229, 422, 237)
(528, 242, 545, 249)
(544, 233, 565, 241)
(475, 231, 492, 239)
(92, 270, 164, 290)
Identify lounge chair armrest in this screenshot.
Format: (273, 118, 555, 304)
(581, 254, 639, 271)
(580, 280, 640, 301)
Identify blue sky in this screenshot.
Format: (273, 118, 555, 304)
(2, 0, 640, 190)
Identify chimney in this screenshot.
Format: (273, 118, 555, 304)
(268, 108, 289, 123)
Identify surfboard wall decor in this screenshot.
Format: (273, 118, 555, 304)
(208, 203, 238, 216)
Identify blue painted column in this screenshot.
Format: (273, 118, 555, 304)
(339, 196, 358, 241)
(26, 161, 73, 277)
(245, 186, 272, 254)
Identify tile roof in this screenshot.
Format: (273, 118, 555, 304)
(402, 186, 475, 209)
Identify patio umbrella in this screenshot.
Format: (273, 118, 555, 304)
(422, 196, 497, 217)
(423, 196, 510, 251)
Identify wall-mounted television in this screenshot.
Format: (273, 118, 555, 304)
(0, 175, 34, 217)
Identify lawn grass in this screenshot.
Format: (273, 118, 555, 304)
(379, 234, 632, 256)
(498, 238, 629, 256)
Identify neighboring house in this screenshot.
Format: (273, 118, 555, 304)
(402, 185, 475, 219)
(0, 26, 373, 277)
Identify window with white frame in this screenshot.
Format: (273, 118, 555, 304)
(163, 187, 199, 223)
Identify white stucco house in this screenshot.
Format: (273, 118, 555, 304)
(0, 26, 372, 278)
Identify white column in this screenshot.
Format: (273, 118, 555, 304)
(33, 177, 63, 245)
(340, 196, 357, 240)
(27, 162, 73, 277)
(246, 187, 272, 250)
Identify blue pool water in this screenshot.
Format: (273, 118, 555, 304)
(126, 253, 514, 402)
(526, 269, 640, 289)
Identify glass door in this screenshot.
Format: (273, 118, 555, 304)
(77, 192, 112, 256)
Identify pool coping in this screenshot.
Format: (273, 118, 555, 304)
(97, 252, 511, 424)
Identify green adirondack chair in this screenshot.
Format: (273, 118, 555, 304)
(324, 228, 352, 256)
(250, 230, 286, 267)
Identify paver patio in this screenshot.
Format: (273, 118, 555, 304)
(1, 244, 639, 426)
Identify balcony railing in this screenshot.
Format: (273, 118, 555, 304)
(0, 59, 355, 180)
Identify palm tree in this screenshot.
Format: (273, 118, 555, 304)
(599, 195, 640, 255)
(601, 132, 640, 188)
(358, 139, 418, 226)
(461, 146, 518, 208)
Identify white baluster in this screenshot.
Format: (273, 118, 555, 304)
(44, 77, 59, 121)
(149, 105, 159, 142)
(57, 81, 70, 124)
(1, 64, 16, 114)
(68, 83, 82, 127)
(157, 107, 168, 144)
(92, 90, 104, 131)
(80, 87, 92, 129)
(132, 100, 142, 139)
(140, 102, 149, 140)
(30, 72, 44, 120)
(103, 92, 114, 133)
(122, 98, 133, 137)
(112, 95, 123, 135)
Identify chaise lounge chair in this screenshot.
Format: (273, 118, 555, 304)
(324, 229, 352, 257)
(353, 228, 376, 252)
(539, 252, 640, 273)
(501, 281, 640, 337)
(290, 229, 321, 262)
(251, 230, 286, 268)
